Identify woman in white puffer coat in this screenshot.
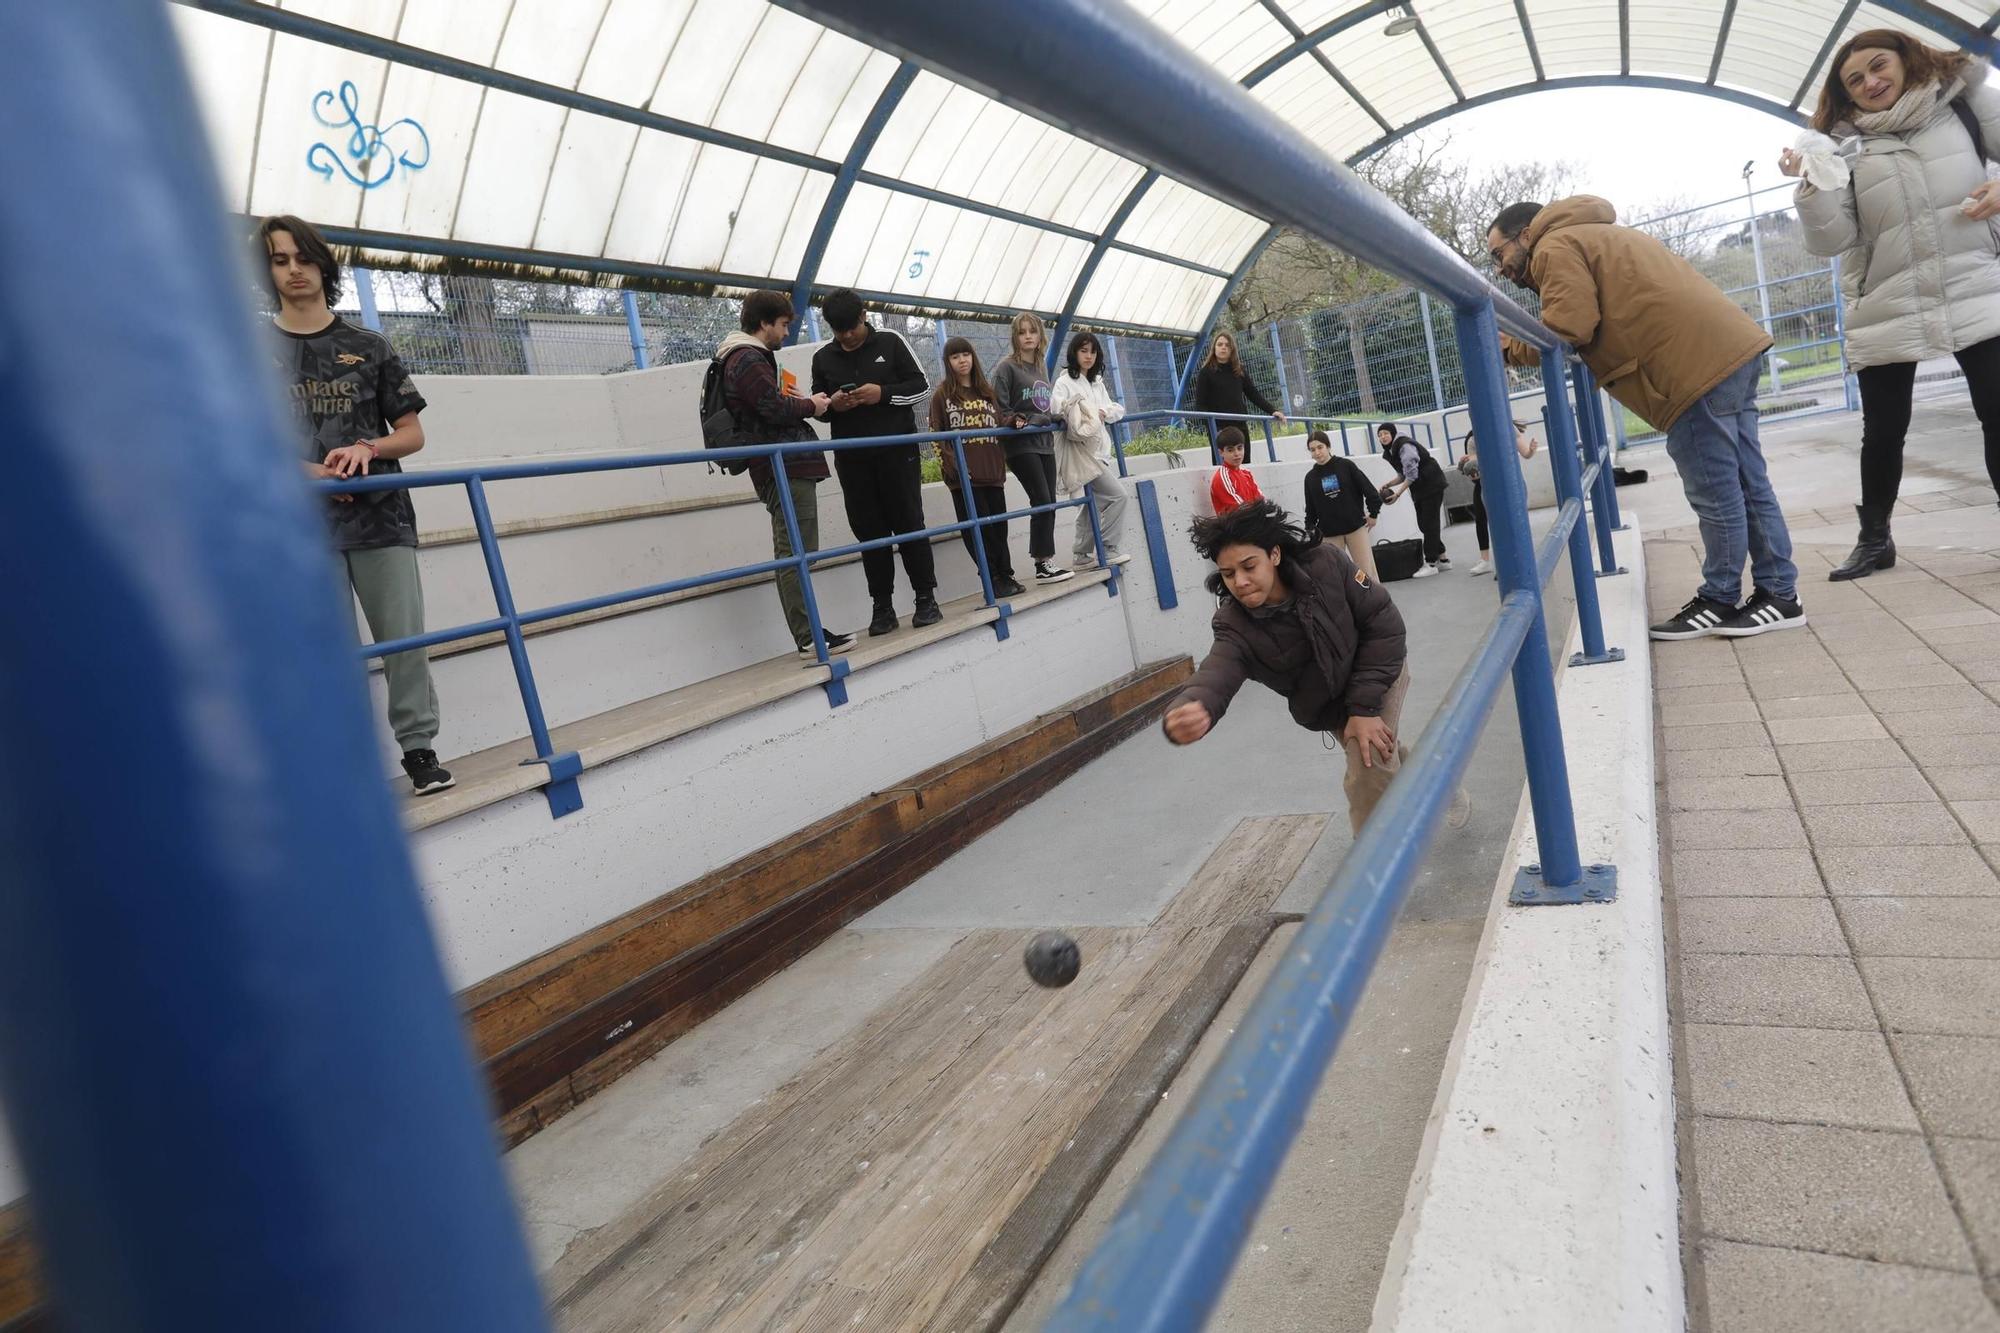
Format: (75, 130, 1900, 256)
(1048, 332, 1132, 568)
(1784, 29, 2000, 581)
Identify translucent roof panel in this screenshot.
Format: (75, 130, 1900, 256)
(169, 0, 1985, 334)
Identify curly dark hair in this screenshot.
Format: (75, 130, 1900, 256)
(1189, 499, 1321, 602)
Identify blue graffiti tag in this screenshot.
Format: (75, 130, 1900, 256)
(306, 80, 430, 190)
(908, 249, 931, 281)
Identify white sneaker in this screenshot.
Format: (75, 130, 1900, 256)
(1106, 551, 1132, 566)
(1436, 554, 1452, 568)
(1411, 563, 1440, 579)
(1470, 559, 1493, 576)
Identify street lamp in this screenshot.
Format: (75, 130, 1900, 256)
(1742, 160, 1780, 393)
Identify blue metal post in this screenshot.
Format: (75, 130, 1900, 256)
(1104, 333, 1128, 403)
(467, 478, 585, 816)
(1418, 290, 1447, 412)
(1453, 302, 1593, 900)
(0, 4, 548, 1329)
(1833, 256, 1858, 411)
(1267, 322, 1291, 418)
(952, 440, 1005, 637)
(1575, 364, 1627, 535)
(354, 265, 383, 332)
(770, 451, 846, 704)
(1541, 367, 1623, 668)
(622, 289, 649, 370)
(1262, 417, 1277, 462)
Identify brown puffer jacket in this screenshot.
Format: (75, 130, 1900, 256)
(1500, 196, 1771, 431)
(1167, 543, 1407, 737)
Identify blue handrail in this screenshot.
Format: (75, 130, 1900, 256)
(321, 423, 1117, 799)
(781, 4, 1627, 1330)
(1105, 409, 1440, 472)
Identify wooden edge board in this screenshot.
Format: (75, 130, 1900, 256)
(0, 1202, 45, 1331)
(928, 916, 1281, 1332)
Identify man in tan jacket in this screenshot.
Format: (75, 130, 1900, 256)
(1490, 196, 1804, 641)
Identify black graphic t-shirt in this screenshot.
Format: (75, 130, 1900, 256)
(271, 317, 428, 551)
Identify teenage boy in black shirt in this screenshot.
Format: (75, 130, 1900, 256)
(810, 290, 940, 637)
(259, 215, 451, 794)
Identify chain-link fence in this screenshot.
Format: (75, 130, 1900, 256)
(337, 181, 1856, 452)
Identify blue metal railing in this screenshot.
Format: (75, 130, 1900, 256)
(323, 425, 1116, 814)
(782, 2, 1628, 1329)
(1105, 409, 1442, 471)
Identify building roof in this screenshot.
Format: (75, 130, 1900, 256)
(171, 0, 1995, 335)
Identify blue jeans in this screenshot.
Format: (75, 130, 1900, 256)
(1662, 357, 1797, 604)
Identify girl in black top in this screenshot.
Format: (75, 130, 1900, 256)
(1302, 429, 1382, 582)
(1190, 331, 1288, 430)
(1377, 422, 1449, 575)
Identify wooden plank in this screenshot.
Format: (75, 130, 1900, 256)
(552, 814, 1325, 1332)
(495, 666, 1184, 1142)
(0, 1202, 44, 1330)
(927, 917, 1277, 1331)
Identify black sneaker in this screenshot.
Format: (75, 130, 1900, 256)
(911, 592, 943, 628)
(1717, 588, 1807, 638)
(1035, 560, 1074, 585)
(796, 630, 855, 659)
(1649, 595, 1739, 641)
(868, 601, 899, 637)
(401, 748, 455, 795)
(993, 576, 1027, 598)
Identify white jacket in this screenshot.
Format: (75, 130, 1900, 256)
(1797, 60, 2000, 369)
(1048, 371, 1126, 493)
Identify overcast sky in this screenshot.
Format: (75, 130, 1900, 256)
(1423, 84, 1807, 224)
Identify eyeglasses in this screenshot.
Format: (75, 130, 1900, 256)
(1487, 239, 1513, 266)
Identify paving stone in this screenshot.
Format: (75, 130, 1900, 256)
(1904, 608, 2000, 631)
(1953, 657, 2000, 683)
(1779, 739, 1916, 773)
(1687, 1024, 1918, 1130)
(1789, 767, 1936, 807)
(1665, 720, 1771, 752)
(1804, 803, 1968, 848)
(1738, 653, 1840, 681)
(1841, 898, 2000, 958)
(1660, 681, 1754, 708)
(1920, 766, 2000, 801)
(1862, 958, 2000, 1036)
(1672, 849, 1826, 897)
(1895, 1034, 2000, 1138)
(1868, 683, 1993, 713)
(1679, 898, 1847, 955)
(1817, 846, 2000, 897)
(1767, 715, 1890, 745)
(1757, 692, 1873, 721)
(1661, 699, 1764, 726)
(1884, 706, 2000, 739)
(1656, 658, 1747, 688)
(1950, 801, 2000, 841)
(1693, 1118, 1974, 1269)
(1676, 808, 1809, 850)
(1700, 1241, 2000, 1333)
(1934, 1140, 2000, 1274)
(1921, 622, 2000, 647)
(1668, 746, 1784, 779)
(1905, 733, 2000, 768)
(1848, 662, 1969, 690)
(1667, 775, 1795, 812)
(1750, 670, 1861, 699)
(1681, 955, 1876, 1029)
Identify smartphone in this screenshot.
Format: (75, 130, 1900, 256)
(839, 383, 858, 394)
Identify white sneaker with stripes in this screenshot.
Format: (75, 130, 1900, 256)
(1649, 594, 1738, 641)
(1716, 589, 1807, 638)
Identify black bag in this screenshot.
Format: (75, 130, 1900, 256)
(1952, 97, 1989, 165)
(700, 353, 752, 475)
(1373, 536, 1425, 582)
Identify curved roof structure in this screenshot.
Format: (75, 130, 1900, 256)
(171, 0, 1998, 338)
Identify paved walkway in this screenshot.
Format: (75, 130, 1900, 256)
(1648, 480, 2000, 1331)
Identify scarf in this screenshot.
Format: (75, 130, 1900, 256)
(1849, 75, 1963, 139)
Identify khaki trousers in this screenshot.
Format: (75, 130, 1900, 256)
(1342, 664, 1410, 834)
(1332, 527, 1380, 583)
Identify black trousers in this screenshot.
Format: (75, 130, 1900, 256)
(948, 484, 1014, 580)
(1413, 487, 1446, 563)
(1007, 450, 1058, 561)
(834, 449, 935, 601)
(1856, 335, 2000, 512)
(1470, 479, 1489, 552)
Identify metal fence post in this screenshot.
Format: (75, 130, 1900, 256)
(1268, 322, 1292, 417)
(1832, 256, 1859, 411)
(1574, 365, 1627, 536)
(622, 290, 650, 370)
(1262, 417, 1277, 462)
(354, 266, 383, 333)
(1418, 290, 1447, 413)
(952, 440, 1000, 621)
(1541, 365, 1623, 667)
(1453, 301, 1608, 905)
(0, 5, 550, 1328)
(1104, 333, 1128, 403)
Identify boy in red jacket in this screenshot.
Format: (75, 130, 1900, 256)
(1209, 426, 1264, 513)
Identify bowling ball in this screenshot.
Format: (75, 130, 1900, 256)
(1024, 931, 1081, 988)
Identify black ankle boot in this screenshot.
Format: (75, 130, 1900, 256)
(912, 591, 943, 628)
(868, 600, 899, 637)
(1829, 504, 1895, 582)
